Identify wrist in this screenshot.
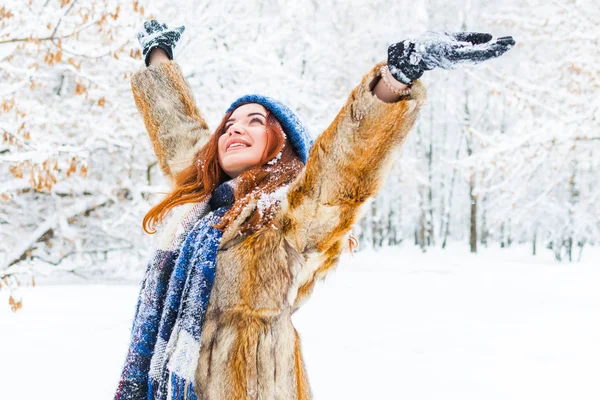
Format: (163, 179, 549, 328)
(146, 45, 173, 66)
(380, 65, 412, 96)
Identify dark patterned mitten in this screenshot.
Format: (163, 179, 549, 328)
(387, 32, 515, 84)
(137, 20, 185, 66)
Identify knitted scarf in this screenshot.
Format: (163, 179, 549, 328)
(115, 181, 236, 400)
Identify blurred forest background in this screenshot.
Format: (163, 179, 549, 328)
(1, 0, 598, 298)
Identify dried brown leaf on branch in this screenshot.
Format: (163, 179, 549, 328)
(9, 164, 24, 179)
(66, 157, 78, 177)
(2, 98, 15, 112)
(9, 296, 22, 312)
(0, 5, 15, 20)
(110, 5, 120, 20)
(75, 81, 87, 95)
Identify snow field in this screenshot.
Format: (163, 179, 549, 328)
(1, 246, 599, 399)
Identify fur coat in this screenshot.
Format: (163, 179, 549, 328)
(130, 60, 426, 399)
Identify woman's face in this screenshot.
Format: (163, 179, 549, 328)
(218, 103, 269, 178)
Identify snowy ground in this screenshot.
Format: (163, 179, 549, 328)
(2, 245, 599, 400)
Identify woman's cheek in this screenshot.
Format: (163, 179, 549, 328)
(218, 138, 227, 159)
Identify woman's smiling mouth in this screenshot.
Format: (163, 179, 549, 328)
(227, 142, 250, 152)
(225, 138, 252, 152)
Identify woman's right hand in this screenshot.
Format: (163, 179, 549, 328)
(137, 20, 186, 67)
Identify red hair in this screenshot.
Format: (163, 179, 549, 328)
(142, 108, 304, 235)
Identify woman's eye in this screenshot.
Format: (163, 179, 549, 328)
(223, 118, 262, 132)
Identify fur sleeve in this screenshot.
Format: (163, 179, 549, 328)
(282, 61, 426, 308)
(131, 61, 210, 185)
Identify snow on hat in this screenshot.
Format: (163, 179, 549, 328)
(226, 94, 313, 164)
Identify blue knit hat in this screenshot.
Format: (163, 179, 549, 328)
(226, 94, 313, 164)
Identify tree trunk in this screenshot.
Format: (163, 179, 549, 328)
(418, 187, 426, 252)
(426, 98, 435, 246)
(426, 141, 435, 246)
(577, 240, 585, 261)
(469, 171, 477, 253)
(441, 135, 462, 249)
(464, 87, 477, 254)
(370, 199, 380, 249)
(532, 225, 537, 256)
(480, 192, 488, 248)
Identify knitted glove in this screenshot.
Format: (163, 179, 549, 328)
(387, 32, 515, 84)
(137, 20, 186, 67)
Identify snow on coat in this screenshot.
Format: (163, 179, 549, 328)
(128, 60, 426, 399)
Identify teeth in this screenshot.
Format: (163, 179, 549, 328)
(229, 143, 248, 149)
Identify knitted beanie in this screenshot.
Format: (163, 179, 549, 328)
(226, 94, 313, 164)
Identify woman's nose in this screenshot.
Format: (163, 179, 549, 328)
(229, 123, 246, 135)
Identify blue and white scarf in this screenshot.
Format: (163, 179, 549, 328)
(115, 181, 235, 400)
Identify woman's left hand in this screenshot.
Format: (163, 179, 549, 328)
(387, 31, 516, 84)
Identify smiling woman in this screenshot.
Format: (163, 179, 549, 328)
(140, 95, 305, 239)
(115, 19, 514, 400)
(217, 104, 272, 178)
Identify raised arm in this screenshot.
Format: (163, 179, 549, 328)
(282, 32, 515, 309)
(132, 21, 210, 185)
(281, 61, 425, 309)
(283, 61, 425, 255)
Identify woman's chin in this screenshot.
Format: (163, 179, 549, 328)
(225, 148, 260, 159)
(222, 159, 260, 176)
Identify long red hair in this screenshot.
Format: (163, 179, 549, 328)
(142, 108, 304, 235)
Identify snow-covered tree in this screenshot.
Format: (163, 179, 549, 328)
(1, 0, 597, 310)
(1, 0, 151, 303)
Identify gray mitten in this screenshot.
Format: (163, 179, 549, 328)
(388, 32, 516, 84)
(137, 20, 185, 66)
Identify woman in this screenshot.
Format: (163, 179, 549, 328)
(115, 20, 514, 400)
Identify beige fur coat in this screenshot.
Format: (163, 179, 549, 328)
(131, 60, 425, 400)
